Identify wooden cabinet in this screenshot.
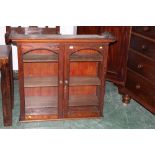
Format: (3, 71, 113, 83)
(119, 26, 155, 114)
(77, 26, 131, 86)
(10, 34, 114, 121)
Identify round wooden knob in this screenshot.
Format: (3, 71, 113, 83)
(136, 84, 141, 89)
(59, 80, 63, 84)
(69, 45, 74, 49)
(143, 26, 150, 32)
(137, 64, 143, 69)
(141, 44, 147, 50)
(65, 80, 68, 84)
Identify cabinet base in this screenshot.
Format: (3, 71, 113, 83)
(20, 115, 103, 122)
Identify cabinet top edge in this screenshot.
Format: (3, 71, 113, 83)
(9, 34, 115, 43)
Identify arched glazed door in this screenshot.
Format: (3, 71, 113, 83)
(18, 43, 63, 120)
(63, 43, 109, 118)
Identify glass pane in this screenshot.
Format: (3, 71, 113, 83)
(23, 49, 59, 117)
(68, 49, 102, 117)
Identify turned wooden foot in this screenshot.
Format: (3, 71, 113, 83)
(122, 94, 131, 104)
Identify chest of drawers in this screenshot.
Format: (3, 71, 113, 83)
(119, 26, 155, 114)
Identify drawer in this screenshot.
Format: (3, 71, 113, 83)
(126, 69, 155, 108)
(130, 35, 155, 59)
(128, 50, 155, 83)
(132, 26, 155, 39)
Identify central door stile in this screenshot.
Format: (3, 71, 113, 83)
(63, 44, 70, 118)
(58, 44, 64, 118)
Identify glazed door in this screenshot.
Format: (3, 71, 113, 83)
(19, 43, 64, 120)
(64, 43, 107, 118)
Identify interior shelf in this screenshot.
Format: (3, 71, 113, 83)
(70, 76, 101, 86)
(70, 54, 102, 62)
(25, 96, 58, 108)
(24, 76, 100, 87)
(24, 76, 58, 87)
(23, 53, 58, 62)
(25, 107, 57, 115)
(25, 96, 58, 115)
(69, 95, 99, 106)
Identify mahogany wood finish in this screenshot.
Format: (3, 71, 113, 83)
(132, 26, 155, 39)
(119, 26, 155, 114)
(77, 26, 131, 85)
(9, 34, 114, 121)
(0, 45, 14, 126)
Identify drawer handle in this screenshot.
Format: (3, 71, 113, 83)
(99, 46, 103, 49)
(143, 26, 150, 32)
(136, 84, 141, 89)
(137, 64, 143, 69)
(69, 45, 74, 49)
(141, 44, 147, 50)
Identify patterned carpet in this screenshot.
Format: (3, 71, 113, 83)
(0, 80, 155, 129)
